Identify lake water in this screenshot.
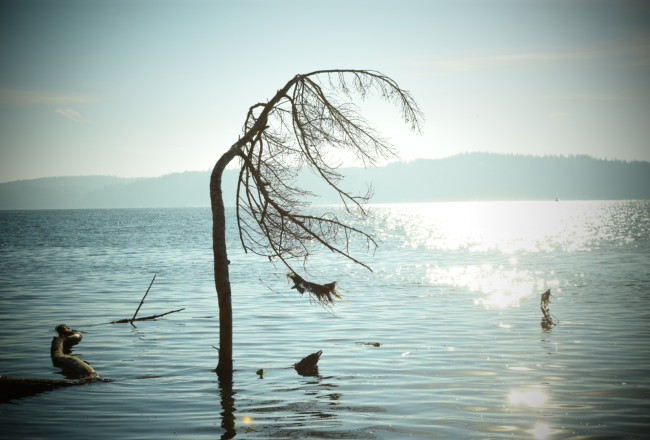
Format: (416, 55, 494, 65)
(1, 201, 649, 439)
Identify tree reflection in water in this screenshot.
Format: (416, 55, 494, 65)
(216, 368, 351, 439)
(218, 375, 236, 440)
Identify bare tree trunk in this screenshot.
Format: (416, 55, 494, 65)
(209, 77, 299, 379)
(210, 149, 238, 379)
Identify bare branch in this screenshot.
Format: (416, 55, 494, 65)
(232, 69, 423, 305)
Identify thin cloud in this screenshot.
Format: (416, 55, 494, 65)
(428, 50, 601, 71)
(55, 108, 84, 122)
(542, 94, 634, 102)
(0, 89, 97, 106)
(427, 45, 650, 71)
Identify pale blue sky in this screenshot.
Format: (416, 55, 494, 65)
(1, 0, 649, 182)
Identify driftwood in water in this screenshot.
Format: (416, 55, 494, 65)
(109, 308, 185, 324)
(294, 350, 322, 377)
(51, 324, 98, 379)
(1, 324, 100, 402)
(0, 376, 84, 402)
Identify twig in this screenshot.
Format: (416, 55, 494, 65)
(132, 274, 156, 322)
(110, 308, 185, 324)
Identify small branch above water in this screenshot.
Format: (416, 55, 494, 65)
(109, 308, 185, 324)
(108, 275, 184, 325)
(540, 289, 557, 330)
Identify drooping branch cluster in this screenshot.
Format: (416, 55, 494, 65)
(233, 70, 423, 302)
(288, 272, 342, 305)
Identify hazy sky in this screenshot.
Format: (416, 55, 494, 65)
(1, 0, 649, 182)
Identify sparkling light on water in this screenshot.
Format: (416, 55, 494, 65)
(423, 263, 558, 308)
(372, 200, 632, 309)
(375, 200, 632, 253)
(528, 423, 552, 439)
(508, 389, 549, 407)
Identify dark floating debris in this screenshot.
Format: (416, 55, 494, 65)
(355, 342, 381, 347)
(294, 350, 322, 377)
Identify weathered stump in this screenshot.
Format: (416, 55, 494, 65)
(1, 324, 99, 402)
(294, 350, 322, 377)
(50, 324, 97, 379)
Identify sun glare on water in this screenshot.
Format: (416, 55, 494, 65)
(527, 423, 553, 439)
(374, 201, 622, 308)
(383, 201, 614, 254)
(508, 390, 549, 407)
(508, 390, 554, 438)
(422, 263, 559, 308)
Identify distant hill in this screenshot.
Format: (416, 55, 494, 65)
(1, 153, 649, 210)
(0, 172, 215, 210)
(364, 153, 650, 203)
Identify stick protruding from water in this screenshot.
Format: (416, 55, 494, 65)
(540, 289, 556, 330)
(131, 274, 156, 323)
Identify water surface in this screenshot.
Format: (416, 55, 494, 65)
(1, 201, 649, 439)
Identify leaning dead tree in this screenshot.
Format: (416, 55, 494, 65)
(210, 69, 423, 378)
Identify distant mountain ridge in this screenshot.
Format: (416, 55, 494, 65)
(1, 153, 649, 210)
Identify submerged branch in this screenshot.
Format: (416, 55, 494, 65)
(131, 274, 156, 322)
(109, 308, 185, 324)
(108, 275, 184, 325)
